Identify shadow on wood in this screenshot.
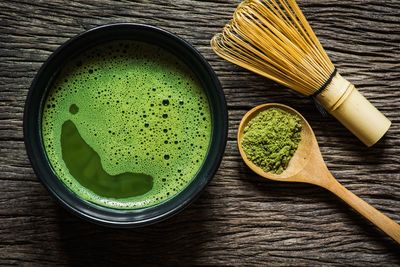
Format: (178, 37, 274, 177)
(54, 201, 211, 266)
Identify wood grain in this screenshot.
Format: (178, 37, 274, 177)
(0, 0, 399, 265)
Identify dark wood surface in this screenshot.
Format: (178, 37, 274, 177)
(1, 0, 399, 265)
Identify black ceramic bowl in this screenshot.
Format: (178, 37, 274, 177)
(24, 23, 227, 227)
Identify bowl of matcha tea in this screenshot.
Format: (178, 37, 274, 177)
(24, 24, 228, 227)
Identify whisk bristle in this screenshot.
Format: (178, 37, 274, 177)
(211, 0, 335, 96)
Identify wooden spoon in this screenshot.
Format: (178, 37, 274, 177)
(237, 103, 400, 244)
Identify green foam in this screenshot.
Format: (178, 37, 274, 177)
(42, 41, 212, 209)
(61, 119, 153, 198)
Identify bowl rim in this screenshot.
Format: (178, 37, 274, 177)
(23, 23, 228, 227)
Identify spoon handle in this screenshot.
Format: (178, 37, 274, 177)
(326, 178, 400, 244)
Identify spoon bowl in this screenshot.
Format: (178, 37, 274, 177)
(237, 103, 400, 244)
(238, 103, 316, 183)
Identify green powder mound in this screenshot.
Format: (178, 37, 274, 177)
(42, 40, 212, 209)
(241, 108, 302, 174)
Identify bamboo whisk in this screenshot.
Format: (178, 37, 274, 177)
(211, 0, 391, 147)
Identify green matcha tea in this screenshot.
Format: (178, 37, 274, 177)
(42, 41, 212, 209)
(241, 108, 301, 174)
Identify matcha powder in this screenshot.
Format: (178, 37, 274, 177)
(241, 108, 302, 174)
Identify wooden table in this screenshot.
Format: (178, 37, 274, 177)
(1, 0, 399, 265)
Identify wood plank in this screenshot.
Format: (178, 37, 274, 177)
(0, 0, 399, 265)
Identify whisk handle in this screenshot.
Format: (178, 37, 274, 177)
(316, 73, 391, 147)
(324, 177, 400, 244)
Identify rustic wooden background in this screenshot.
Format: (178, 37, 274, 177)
(1, 0, 399, 265)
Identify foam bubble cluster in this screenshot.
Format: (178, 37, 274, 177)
(42, 41, 212, 209)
